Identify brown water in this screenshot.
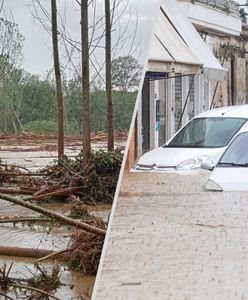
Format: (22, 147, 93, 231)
(0, 256, 95, 299)
(0, 199, 111, 298)
(0, 142, 113, 298)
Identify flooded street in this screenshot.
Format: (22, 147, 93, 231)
(94, 171, 248, 300)
(0, 135, 115, 298)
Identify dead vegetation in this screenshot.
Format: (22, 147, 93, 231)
(0, 130, 128, 147)
(0, 149, 123, 204)
(27, 264, 61, 298)
(65, 232, 105, 275)
(0, 263, 13, 291)
(69, 197, 106, 228)
(0, 148, 121, 276)
(0, 263, 62, 299)
(0, 135, 124, 297)
(0, 234, 103, 297)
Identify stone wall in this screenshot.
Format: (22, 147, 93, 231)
(208, 26, 248, 107)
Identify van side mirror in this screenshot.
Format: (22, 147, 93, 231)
(201, 160, 215, 171)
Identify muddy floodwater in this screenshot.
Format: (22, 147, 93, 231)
(0, 198, 111, 298)
(1, 257, 95, 298)
(94, 171, 248, 300)
(0, 136, 116, 298)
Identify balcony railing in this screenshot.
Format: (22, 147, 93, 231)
(193, 0, 239, 15)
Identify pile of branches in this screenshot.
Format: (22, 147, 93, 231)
(64, 232, 105, 275)
(0, 263, 62, 300)
(27, 264, 61, 299)
(69, 197, 106, 228)
(0, 149, 123, 204)
(62, 201, 105, 275)
(40, 149, 123, 204)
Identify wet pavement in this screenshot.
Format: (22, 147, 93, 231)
(93, 170, 248, 300)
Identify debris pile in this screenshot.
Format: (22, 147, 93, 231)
(0, 263, 64, 299)
(28, 264, 61, 297)
(0, 129, 128, 145)
(0, 149, 123, 204)
(65, 232, 105, 275)
(0, 139, 123, 296)
(69, 197, 106, 228)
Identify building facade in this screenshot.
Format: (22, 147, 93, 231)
(137, 0, 246, 158)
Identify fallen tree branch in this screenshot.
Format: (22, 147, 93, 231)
(0, 246, 54, 259)
(31, 186, 84, 201)
(0, 187, 34, 195)
(20, 186, 39, 192)
(0, 172, 46, 177)
(0, 246, 72, 262)
(34, 249, 72, 263)
(0, 290, 15, 300)
(0, 194, 106, 236)
(7, 283, 61, 300)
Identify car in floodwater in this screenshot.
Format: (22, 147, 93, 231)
(134, 105, 248, 172)
(203, 131, 248, 191)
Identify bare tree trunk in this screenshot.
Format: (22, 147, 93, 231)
(0, 246, 54, 259)
(51, 0, 64, 163)
(105, 0, 114, 151)
(4, 99, 8, 132)
(0, 193, 106, 236)
(81, 0, 91, 165)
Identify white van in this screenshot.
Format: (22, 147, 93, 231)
(204, 131, 248, 191)
(134, 105, 248, 172)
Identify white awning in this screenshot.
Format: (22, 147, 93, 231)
(149, 0, 226, 80)
(149, 7, 203, 75)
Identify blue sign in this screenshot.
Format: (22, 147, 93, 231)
(145, 72, 168, 80)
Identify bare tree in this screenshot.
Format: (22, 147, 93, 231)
(81, 0, 91, 165)
(30, 0, 141, 149)
(51, 0, 64, 162)
(105, 0, 114, 151)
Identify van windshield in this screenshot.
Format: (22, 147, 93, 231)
(166, 117, 246, 148)
(218, 132, 248, 167)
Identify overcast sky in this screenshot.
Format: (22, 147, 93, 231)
(1, 0, 245, 78)
(0, 0, 161, 78)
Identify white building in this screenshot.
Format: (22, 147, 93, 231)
(138, 0, 243, 155)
